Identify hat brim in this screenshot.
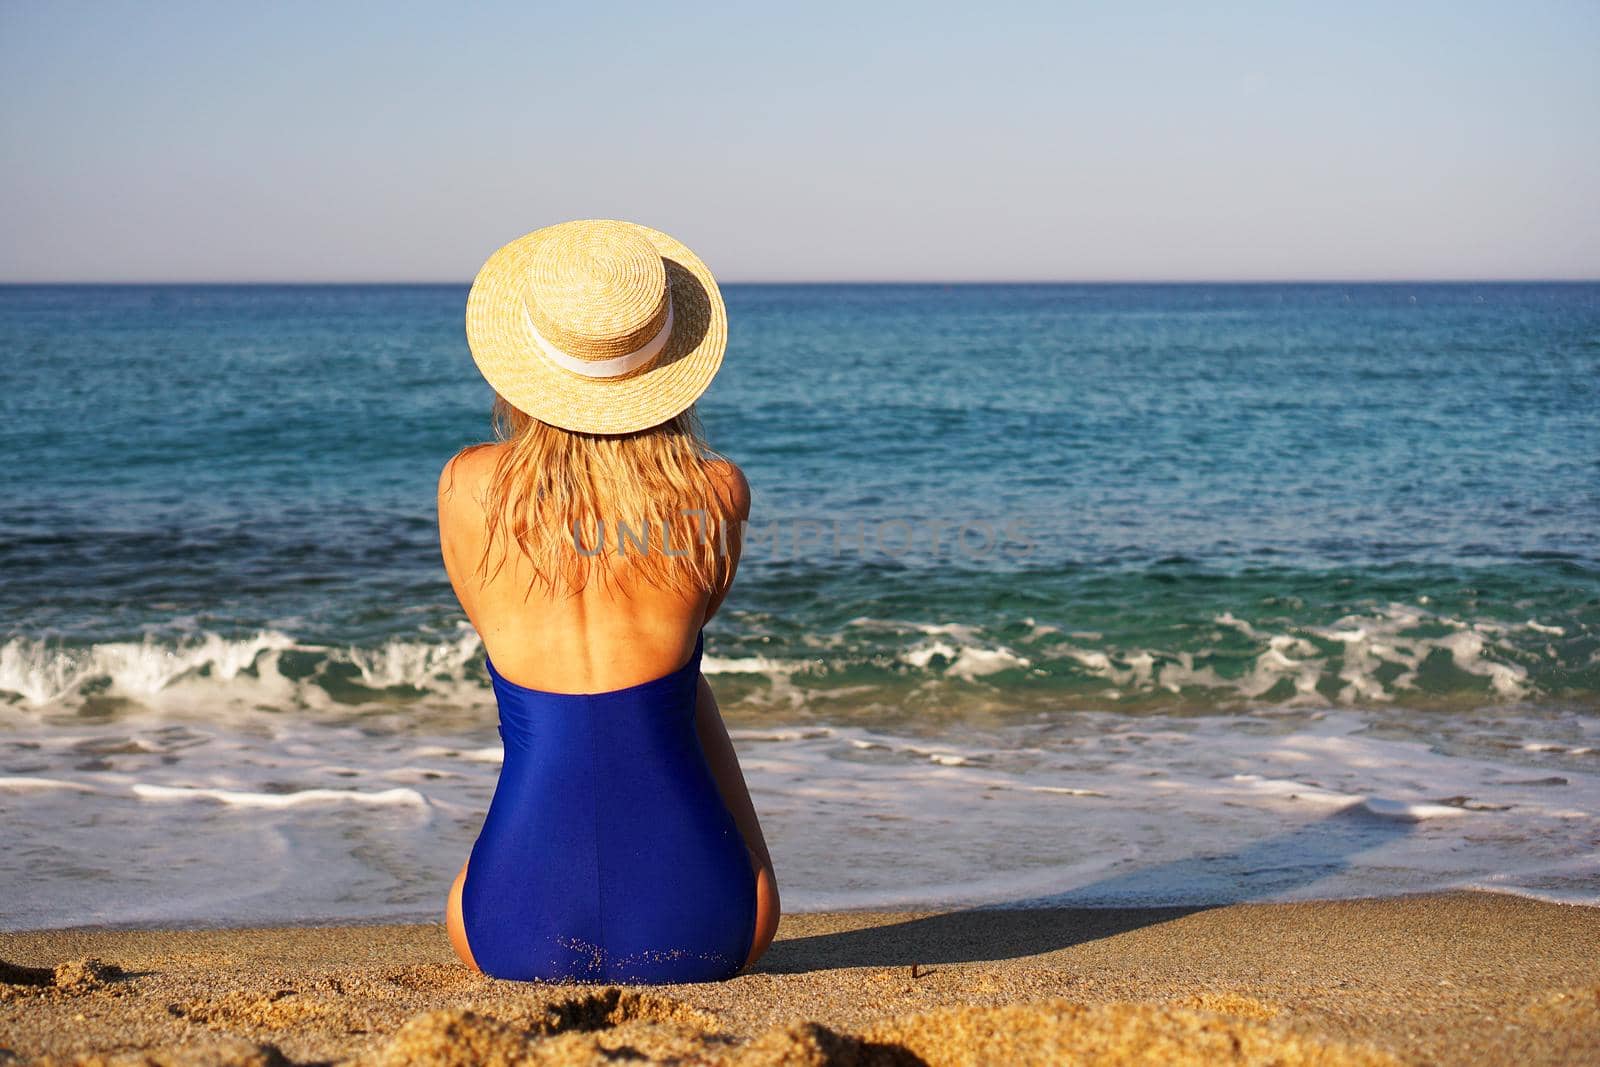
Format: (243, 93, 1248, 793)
(465, 220, 726, 435)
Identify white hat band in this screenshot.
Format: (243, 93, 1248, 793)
(523, 300, 674, 379)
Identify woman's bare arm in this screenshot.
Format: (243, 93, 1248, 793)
(694, 673, 779, 968)
(695, 675, 772, 868)
(693, 457, 776, 967)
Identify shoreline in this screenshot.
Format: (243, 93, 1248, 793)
(1, 883, 1590, 937)
(4, 890, 1596, 1065)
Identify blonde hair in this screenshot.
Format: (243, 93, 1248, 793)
(458, 396, 740, 599)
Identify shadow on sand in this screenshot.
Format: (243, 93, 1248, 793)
(758, 805, 1417, 972)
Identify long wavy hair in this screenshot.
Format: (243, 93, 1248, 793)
(455, 396, 740, 599)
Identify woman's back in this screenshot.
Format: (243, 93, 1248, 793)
(437, 440, 748, 694)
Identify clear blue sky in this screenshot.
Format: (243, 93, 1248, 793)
(2, 1, 1596, 282)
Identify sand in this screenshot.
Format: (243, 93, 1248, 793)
(1, 891, 1595, 1066)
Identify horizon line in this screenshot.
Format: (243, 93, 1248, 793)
(2, 277, 1598, 287)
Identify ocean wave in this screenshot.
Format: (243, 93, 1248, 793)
(0, 627, 485, 717)
(0, 630, 305, 707)
(1, 593, 1594, 722)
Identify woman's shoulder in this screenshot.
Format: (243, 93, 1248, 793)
(702, 456, 751, 520)
(439, 442, 747, 521)
(437, 442, 504, 514)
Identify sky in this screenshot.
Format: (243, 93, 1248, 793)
(1, 1, 1597, 283)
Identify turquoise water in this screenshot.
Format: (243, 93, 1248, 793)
(2, 283, 1597, 928)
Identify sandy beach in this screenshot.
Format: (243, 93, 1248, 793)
(2, 890, 1595, 1065)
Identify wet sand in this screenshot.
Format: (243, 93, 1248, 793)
(2, 890, 1595, 1066)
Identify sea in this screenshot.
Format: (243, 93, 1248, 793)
(2, 282, 1597, 931)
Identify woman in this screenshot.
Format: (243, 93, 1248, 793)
(437, 219, 779, 983)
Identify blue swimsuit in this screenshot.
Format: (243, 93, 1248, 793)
(460, 630, 757, 983)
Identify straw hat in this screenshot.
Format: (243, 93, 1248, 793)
(465, 219, 727, 435)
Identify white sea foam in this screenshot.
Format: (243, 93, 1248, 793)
(132, 783, 429, 809)
(1524, 742, 1592, 757)
(0, 775, 101, 793)
(1215, 612, 1262, 639)
(102, 631, 299, 698)
(2, 701, 1596, 929)
(343, 629, 482, 689)
(901, 640, 957, 669)
(896, 627, 1033, 681)
(1030, 600, 1550, 707)
(1359, 797, 1469, 820)
(0, 640, 95, 706)
(1437, 630, 1530, 699)
(1229, 773, 1365, 808)
(0, 630, 302, 709)
(0, 628, 497, 726)
(731, 728, 836, 743)
(701, 653, 802, 676)
(701, 653, 816, 710)
(947, 645, 1031, 681)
